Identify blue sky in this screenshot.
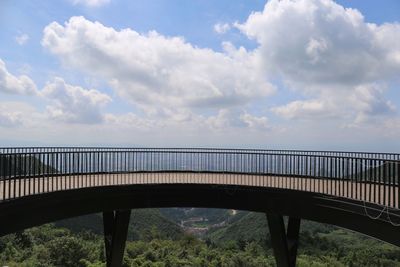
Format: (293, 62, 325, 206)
(0, 0, 399, 151)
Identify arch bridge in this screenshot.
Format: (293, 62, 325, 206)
(0, 147, 399, 267)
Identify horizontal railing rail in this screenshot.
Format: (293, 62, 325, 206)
(0, 147, 399, 158)
(0, 148, 399, 209)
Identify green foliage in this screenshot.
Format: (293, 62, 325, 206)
(55, 209, 184, 241)
(160, 208, 242, 225)
(0, 224, 274, 267)
(207, 212, 270, 246)
(208, 212, 400, 266)
(55, 214, 104, 235)
(129, 209, 184, 241)
(1, 210, 400, 266)
(0, 224, 102, 267)
(46, 236, 93, 266)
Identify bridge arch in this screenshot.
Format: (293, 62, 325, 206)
(0, 147, 399, 266)
(0, 181, 399, 244)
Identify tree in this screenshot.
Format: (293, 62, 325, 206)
(46, 236, 90, 267)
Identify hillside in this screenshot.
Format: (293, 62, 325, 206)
(2, 208, 400, 266)
(0, 155, 58, 176)
(206, 212, 270, 245)
(2, 209, 400, 266)
(55, 209, 184, 241)
(206, 211, 400, 265)
(160, 208, 240, 224)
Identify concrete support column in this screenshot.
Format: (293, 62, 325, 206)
(103, 209, 131, 267)
(266, 213, 301, 267)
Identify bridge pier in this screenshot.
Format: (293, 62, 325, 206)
(267, 214, 301, 267)
(103, 210, 131, 267)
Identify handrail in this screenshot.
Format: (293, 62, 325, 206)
(0, 147, 399, 157)
(0, 148, 399, 161)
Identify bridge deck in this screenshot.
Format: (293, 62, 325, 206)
(0, 173, 398, 209)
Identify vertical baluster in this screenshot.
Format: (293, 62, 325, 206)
(340, 156, 343, 197)
(12, 149, 16, 199)
(397, 155, 399, 209)
(23, 151, 27, 197)
(351, 157, 354, 199)
(284, 154, 287, 189)
(89, 151, 92, 187)
(69, 149, 72, 190)
(390, 156, 393, 207)
(394, 155, 398, 209)
(74, 149, 77, 188)
(291, 154, 294, 190)
(367, 159, 371, 204)
(42, 149, 45, 193)
(7, 149, 11, 199)
(324, 156, 328, 194)
(17, 152, 21, 198)
(34, 150, 37, 195)
(48, 151, 55, 192)
(378, 159, 382, 205)
(343, 153, 346, 196)
(296, 155, 299, 191)
(383, 159, 387, 206)
(112, 149, 114, 182)
(359, 158, 363, 201)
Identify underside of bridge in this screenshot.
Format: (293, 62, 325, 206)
(0, 184, 399, 267)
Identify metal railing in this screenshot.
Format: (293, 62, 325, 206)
(0, 148, 399, 209)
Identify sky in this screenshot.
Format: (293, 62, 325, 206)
(0, 0, 399, 151)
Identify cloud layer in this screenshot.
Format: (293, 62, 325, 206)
(42, 16, 275, 120)
(41, 77, 111, 123)
(237, 0, 400, 123)
(15, 33, 29, 45)
(214, 23, 231, 34)
(237, 0, 400, 86)
(0, 0, 399, 148)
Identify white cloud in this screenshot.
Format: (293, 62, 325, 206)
(41, 77, 111, 124)
(104, 108, 270, 132)
(236, 0, 400, 122)
(306, 38, 328, 64)
(349, 84, 395, 124)
(0, 110, 23, 127)
(27, 1, 400, 147)
(382, 118, 400, 136)
(0, 59, 37, 95)
(236, 0, 400, 86)
(42, 16, 275, 119)
(239, 112, 269, 129)
(214, 23, 231, 34)
(103, 107, 271, 134)
(205, 109, 246, 129)
(0, 102, 39, 128)
(70, 0, 110, 7)
(272, 99, 335, 120)
(104, 113, 162, 130)
(15, 33, 29, 45)
(272, 83, 395, 123)
(204, 109, 269, 130)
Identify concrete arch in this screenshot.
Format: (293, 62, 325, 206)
(1, 181, 399, 246)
